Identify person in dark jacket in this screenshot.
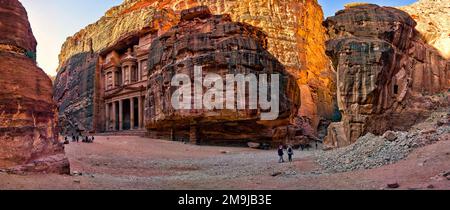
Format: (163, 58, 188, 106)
(278, 145, 285, 163)
(287, 145, 294, 162)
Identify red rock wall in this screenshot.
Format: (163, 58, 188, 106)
(56, 0, 336, 138)
(145, 6, 301, 145)
(323, 4, 449, 148)
(0, 0, 69, 173)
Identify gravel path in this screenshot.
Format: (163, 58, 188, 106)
(0, 117, 449, 190)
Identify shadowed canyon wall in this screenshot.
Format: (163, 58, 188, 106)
(55, 0, 336, 142)
(0, 0, 69, 173)
(323, 4, 449, 149)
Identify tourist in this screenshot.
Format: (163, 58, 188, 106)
(287, 145, 294, 162)
(278, 145, 285, 163)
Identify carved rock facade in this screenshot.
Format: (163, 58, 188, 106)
(55, 0, 336, 138)
(145, 6, 301, 145)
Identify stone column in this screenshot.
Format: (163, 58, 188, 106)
(170, 128, 175, 141)
(130, 97, 135, 130)
(119, 100, 123, 131)
(112, 69, 116, 88)
(105, 103, 110, 131)
(142, 96, 146, 129)
(138, 96, 143, 129)
(190, 125, 199, 145)
(121, 66, 125, 85)
(105, 73, 108, 90)
(112, 102, 117, 130)
(129, 65, 133, 83)
(137, 61, 141, 81)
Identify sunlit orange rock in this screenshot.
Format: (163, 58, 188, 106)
(56, 0, 336, 138)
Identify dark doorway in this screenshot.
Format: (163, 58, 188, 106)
(115, 101, 120, 130)
(133, 97, 139, 129)
(123, 99, 131, 130)
(116, 68, 122, 86)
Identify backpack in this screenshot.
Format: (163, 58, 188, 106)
(288, 148, 293, 155)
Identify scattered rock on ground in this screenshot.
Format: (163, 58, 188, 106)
(383, 131, 398, 142)
(316, 111, 450, 173)
(387, 182, 400, 189)
(271, 172, 282, 177)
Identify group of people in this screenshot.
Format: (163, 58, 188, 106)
(64, 134, 95, 144)
(277, 145, 295, 163)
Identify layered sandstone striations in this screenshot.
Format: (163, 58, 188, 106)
(0, 0, 69, 173)
(399, 0, 450, 59)
(323, 4, 449, 149)
(55, 0, 336, 137)
(145, 6, 301, 144)
(53, 53, 98, 134)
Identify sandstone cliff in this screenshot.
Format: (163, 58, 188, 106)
(145, 6, 302, 145)
(399, 0, 450, 59)
(323, 4, 449, 149)
(55, 0, 336, 137)
(0, 0, 69, 173)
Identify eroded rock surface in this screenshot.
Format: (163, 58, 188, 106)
(323, 4, 449, 148)
(53, 53, 98, 134)
(0, 0, 69, 173)
(145, 6, 301, 145)
(399, 0, 450, 59)
(55, 0, 336, 137)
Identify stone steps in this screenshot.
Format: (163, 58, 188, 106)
(97, 129, 147, 137)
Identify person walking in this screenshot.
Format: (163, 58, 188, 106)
(278, 145, 285, 163)
(287, 145, 294, 162)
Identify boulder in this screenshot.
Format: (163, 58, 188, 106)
(383, 131, 398, 142)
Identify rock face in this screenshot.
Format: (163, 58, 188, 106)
(54, 9, 177, 134)
(0, 0, 69, 173)
(323, 4, 449, 149)
(399, 0, 450, 59)
(55, 0, 336, 137)
(145, 6, 300, 145)
(53, 53, 98, 134)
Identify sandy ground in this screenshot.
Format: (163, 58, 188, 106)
(0, 136, 449, 190)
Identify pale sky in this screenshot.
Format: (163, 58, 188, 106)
(20, 0, 417, 76)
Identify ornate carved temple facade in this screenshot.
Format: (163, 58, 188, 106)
(98, 32, 155, 132)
